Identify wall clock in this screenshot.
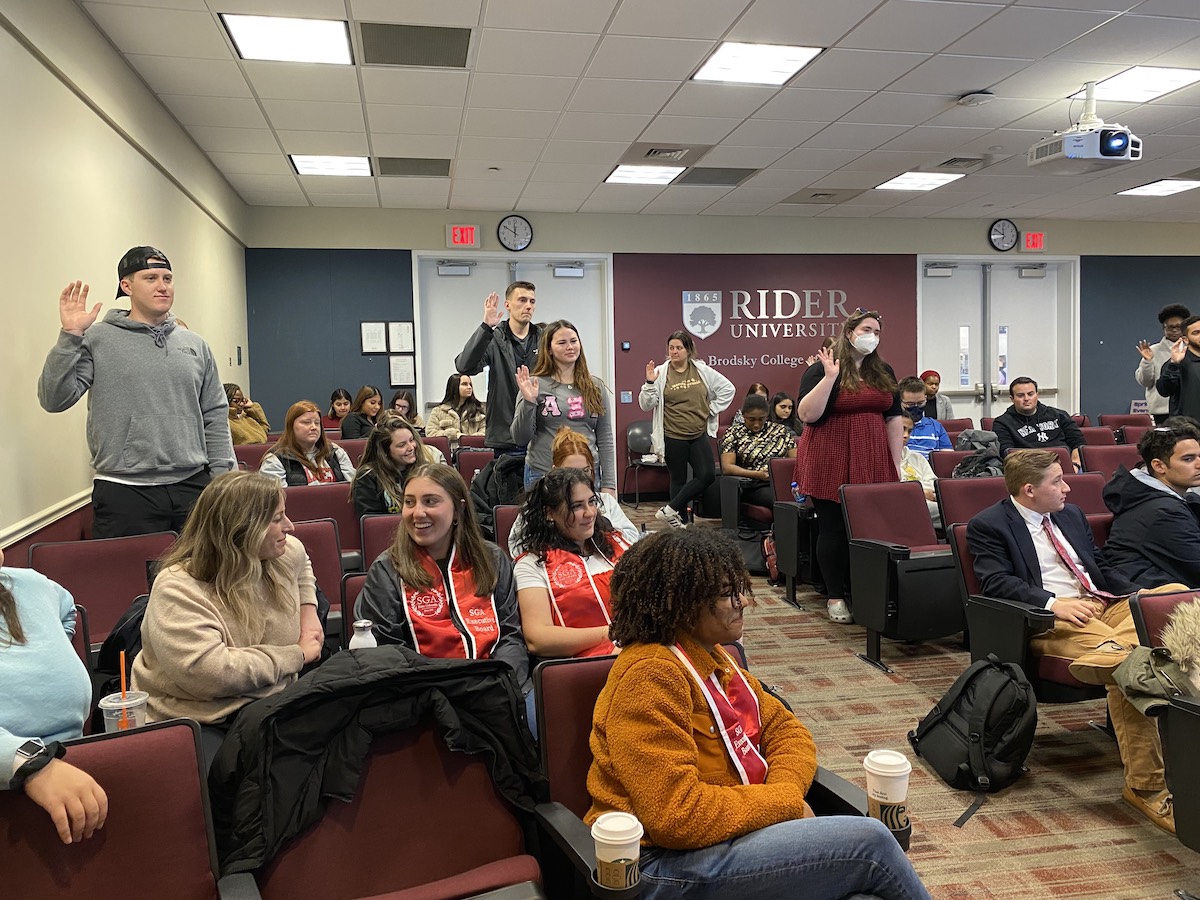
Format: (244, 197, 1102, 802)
(988, 218, 1018, 252)
(498, 214, 533, 252)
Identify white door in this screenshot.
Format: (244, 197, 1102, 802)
(918, 259, 1078, 428)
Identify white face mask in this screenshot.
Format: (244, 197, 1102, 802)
(852, 333, 880, 355)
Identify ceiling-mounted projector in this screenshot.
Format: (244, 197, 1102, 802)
(1027, 81, 1141, 174)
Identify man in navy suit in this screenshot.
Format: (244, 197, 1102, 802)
(967, 449, 1178, 835)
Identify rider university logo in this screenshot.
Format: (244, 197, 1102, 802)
(682, 291, 722, 341)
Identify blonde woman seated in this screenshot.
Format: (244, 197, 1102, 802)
(900, 413, 941, 528)
(425, 373, 487, 450)
(512, 468, 632, 660)
(352, 412, 445, 518)
(224, 383, 270, 445)
(260, 400, 354, 487)
(586, 528, 931, 900)
(508, 426, 639, 557)
(132, 472, 324, 750)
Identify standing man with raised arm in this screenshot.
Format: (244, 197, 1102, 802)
(455, 281, 542, 453)
(38, 247, 235, 538)
(1135, 304, 1189, 425)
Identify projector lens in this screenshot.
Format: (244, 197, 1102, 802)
(1100, 129, 1130, 156)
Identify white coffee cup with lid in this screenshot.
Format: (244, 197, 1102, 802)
(863, 749, 913, 851)
(591, 811, 644, 889)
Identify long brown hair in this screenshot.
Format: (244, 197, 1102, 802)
(0, 575, 26, 646)
(531, 320, 605, 416)
(352, 412, 431, 505)
(270, 400, 337, 478)
(388, 463, 498, 594)
(349, 385, 383, 420)
(831, 309, 896, 394)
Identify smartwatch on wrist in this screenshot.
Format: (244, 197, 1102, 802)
(11, 739, 65, 791)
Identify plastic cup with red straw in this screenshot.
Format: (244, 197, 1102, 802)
(118, 649, 130, 730)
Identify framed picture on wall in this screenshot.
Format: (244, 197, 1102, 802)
(360, 321, 387, 354)
(389, 354, 415, 387)
(388, 321, 414, 352)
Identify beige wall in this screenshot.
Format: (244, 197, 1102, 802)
(0, 2, 249, 542)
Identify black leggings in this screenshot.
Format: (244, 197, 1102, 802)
(664, 434, 715, 518)
(812, 498, 850, 602)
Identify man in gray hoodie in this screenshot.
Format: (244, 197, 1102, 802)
(38, 246, 235, 538)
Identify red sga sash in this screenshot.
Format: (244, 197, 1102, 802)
(401, 545, 501, 660)
(671, 643, 768, 785)
(535, 534, 628, 657)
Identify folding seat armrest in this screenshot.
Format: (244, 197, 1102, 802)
(808, 766, 868, 818)
(1170, 695, 1200, 716)
(218, 873, 263, 900)
(849, 538, 910, 557)
(719, 475, 740, 531)
(967, 593, 1055, 632)
(534, 802, 640, 898)
(965, 593, 1055, 665)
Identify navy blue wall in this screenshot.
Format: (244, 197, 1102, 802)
(1080, 256, 1200, 422)
(246, 249, 414, 427)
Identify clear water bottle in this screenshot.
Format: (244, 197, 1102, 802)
(790, 481, 807, 504)
(349, 619, 378, 650)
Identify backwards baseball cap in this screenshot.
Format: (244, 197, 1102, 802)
(116, 246, 172, 298)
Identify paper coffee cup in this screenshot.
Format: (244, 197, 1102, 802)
(864, 749, 912, 850)
(99, 691, 149, 733)
(591, 811, 644, 889)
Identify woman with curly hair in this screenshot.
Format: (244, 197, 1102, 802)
(586, 528, 931, 900)
(513, 319, 616, 495)
(351, 412, 438, 517)
(425, 373, 486, 449)
(512, 468, 631, 659)
(259, 400, 354, 487)
(340, 385, 384, 439)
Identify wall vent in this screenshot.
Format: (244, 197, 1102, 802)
(674, 167, 756, 186)
(781, 187, 866, 204)
(377, 157, 451, 177)
(644, 148, 688, 161)
(360, 23, 470, 68)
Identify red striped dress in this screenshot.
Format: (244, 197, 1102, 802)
(794, 384, 898, 502)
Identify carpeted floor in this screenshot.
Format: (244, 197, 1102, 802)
(626, 505, 1200, 900)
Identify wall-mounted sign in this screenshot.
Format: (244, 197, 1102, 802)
(446, 224, 480, 249)
(1022, 231, 1046, 252)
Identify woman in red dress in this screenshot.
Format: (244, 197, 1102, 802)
(795, 310, 903, 624)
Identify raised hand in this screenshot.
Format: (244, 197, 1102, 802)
(483, 291, 502, 328)
(1136, 340, 1155, 361)
(1171, 338, 1187, 364)
(816, 345, 840, 380)
(59, 281, 101, 336)
(23, 759, 108, 844)
(515, 365, 539, 403)
(645, 359, 657, 381)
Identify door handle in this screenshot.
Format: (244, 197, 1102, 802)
(974, 383, 988, 403)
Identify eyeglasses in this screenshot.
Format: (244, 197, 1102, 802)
(1165, 323, 1184, 333)
(853, 308, 883, 322)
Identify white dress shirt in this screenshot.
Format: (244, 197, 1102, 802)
(1009, 498, 1098, 607)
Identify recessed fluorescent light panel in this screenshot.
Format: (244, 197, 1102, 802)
(605, 165, 685, 185)
(291, 155, 371, 176)
(1118, 179, 1200, 197)
(222, 14, 352, 64)
(693, 42, 822, 86)
(1070, 66, 1200, 103)
(875, 172, 965, 191)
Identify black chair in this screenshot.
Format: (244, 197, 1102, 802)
(1164, 695, 1200, 853)
(720, 456, 793, 533)
(620, 420, 664, 509)
(772, 497, 818, 608)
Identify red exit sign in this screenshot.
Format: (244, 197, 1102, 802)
(446, 224, 480, 249)
(1022, 231, 1046, 252)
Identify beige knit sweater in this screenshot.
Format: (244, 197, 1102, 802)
(131, 535, 317, 724)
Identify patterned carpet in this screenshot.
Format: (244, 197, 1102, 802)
(624, 504, 1200, 900)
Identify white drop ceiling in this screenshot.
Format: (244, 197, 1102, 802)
(77, 0, 1200, 221)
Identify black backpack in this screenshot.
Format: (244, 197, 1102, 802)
(908, 654, 1036, 815)
(469, 454, 527, 538)
(952, 429, 1005, 478)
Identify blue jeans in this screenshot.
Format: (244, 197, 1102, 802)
(638, 816, 930, 900)
(524, 460, 543, 490)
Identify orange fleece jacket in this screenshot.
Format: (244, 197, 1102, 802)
(585, 634, 818, 850)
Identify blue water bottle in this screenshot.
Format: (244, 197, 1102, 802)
(790, 481, 806, 504)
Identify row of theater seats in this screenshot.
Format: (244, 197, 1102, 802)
(232, 433, 491, 474)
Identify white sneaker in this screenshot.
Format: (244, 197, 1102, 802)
(655, 505, 686, 528)
(827, 600, 854, 624)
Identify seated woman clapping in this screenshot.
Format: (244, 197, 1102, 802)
(351, 412, 440, 517)
(1, 545, 107, 844)
(586, 528, 931, 900)
(132, 472, 324, 731)
(512, 468, 632, 659)
(355, 463, 529, 693)
(260, 400, 354, 487)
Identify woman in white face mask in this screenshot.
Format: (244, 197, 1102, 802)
(792, 310, 904, 625)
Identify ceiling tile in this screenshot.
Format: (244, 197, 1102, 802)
(880, 125, 992, 151)
(517, 198, 587, 212)
(700, 145, 790, 167)
(457, 136, 548, 160)
(206, 150, 293, 175)
(579, 184, 661, 213)
(839, 92, 953, 126)
(721, 119, 824, 146)
(519, 182, 596, 202)
(587, 36, 713, 80)
(126, 55, 251, 97)
(161, 94, 266, 128)
(211, 0, 344, 15)
(275, 130, 370, 154)
(299, 174, 378, 194)
(371, 133, 459, 157)
(82, 4, 232, 58)
(476, 30, 600, 76)
(641, 185, 733, 213)
(381, 194, 449, 209)
(378, 177, 452, 202)
(241, 61, 362, 102)
(699, 200, 775, 215)
(569, 79, 678, 114)
(839, 1, 1005, 53)
(988, 59, 1127, 101)
(187, 125, 279, 153)
(367, 105, 462, 135)
(469, 75, 578, 111)
(484, 0, 619, 32)
(740, 169, 826, 190)
(790, 49, 931, 90)
(923, 97, 1049, 127)
(1049, 14, 1200, 63)
(802, 122, 910, 150)
(359, 68, 470, 105)
(755, 88, 873, 122)
(237, 190, 309, 206)
(770, 147, 865, 169)
(838, 149, 943, 171)
(1005, 99, 1137, 131)
(262, 99, 365, 132)
(730, 0, 881, 46)
(453, 159, 535, 181)
(463, 108, 558, 138)
(540, 140, 629, 163)
(639, 115, 740, 143)
(819, 205, 900, 217)
(1146, 34, 1200, 67)
(608, 0, 743, 40)
(310, 193, 381, 207)
(760, 203, 834, 216)
(553, 112, 654, 141)
(530, 161, 616, 182)
(661, 83, 777, 119)
(888, 56, 1032, 96)
(451, 179, 524, 200)
(225, 173, 301, 194)
(947, 7, 1117, 58)
(86, 0, 207, 8)
(350, 0, 483, 28)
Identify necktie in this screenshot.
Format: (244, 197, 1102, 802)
(1041, 515, 1122, 604)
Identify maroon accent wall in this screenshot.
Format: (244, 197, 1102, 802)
(611, 254, 918, 494)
